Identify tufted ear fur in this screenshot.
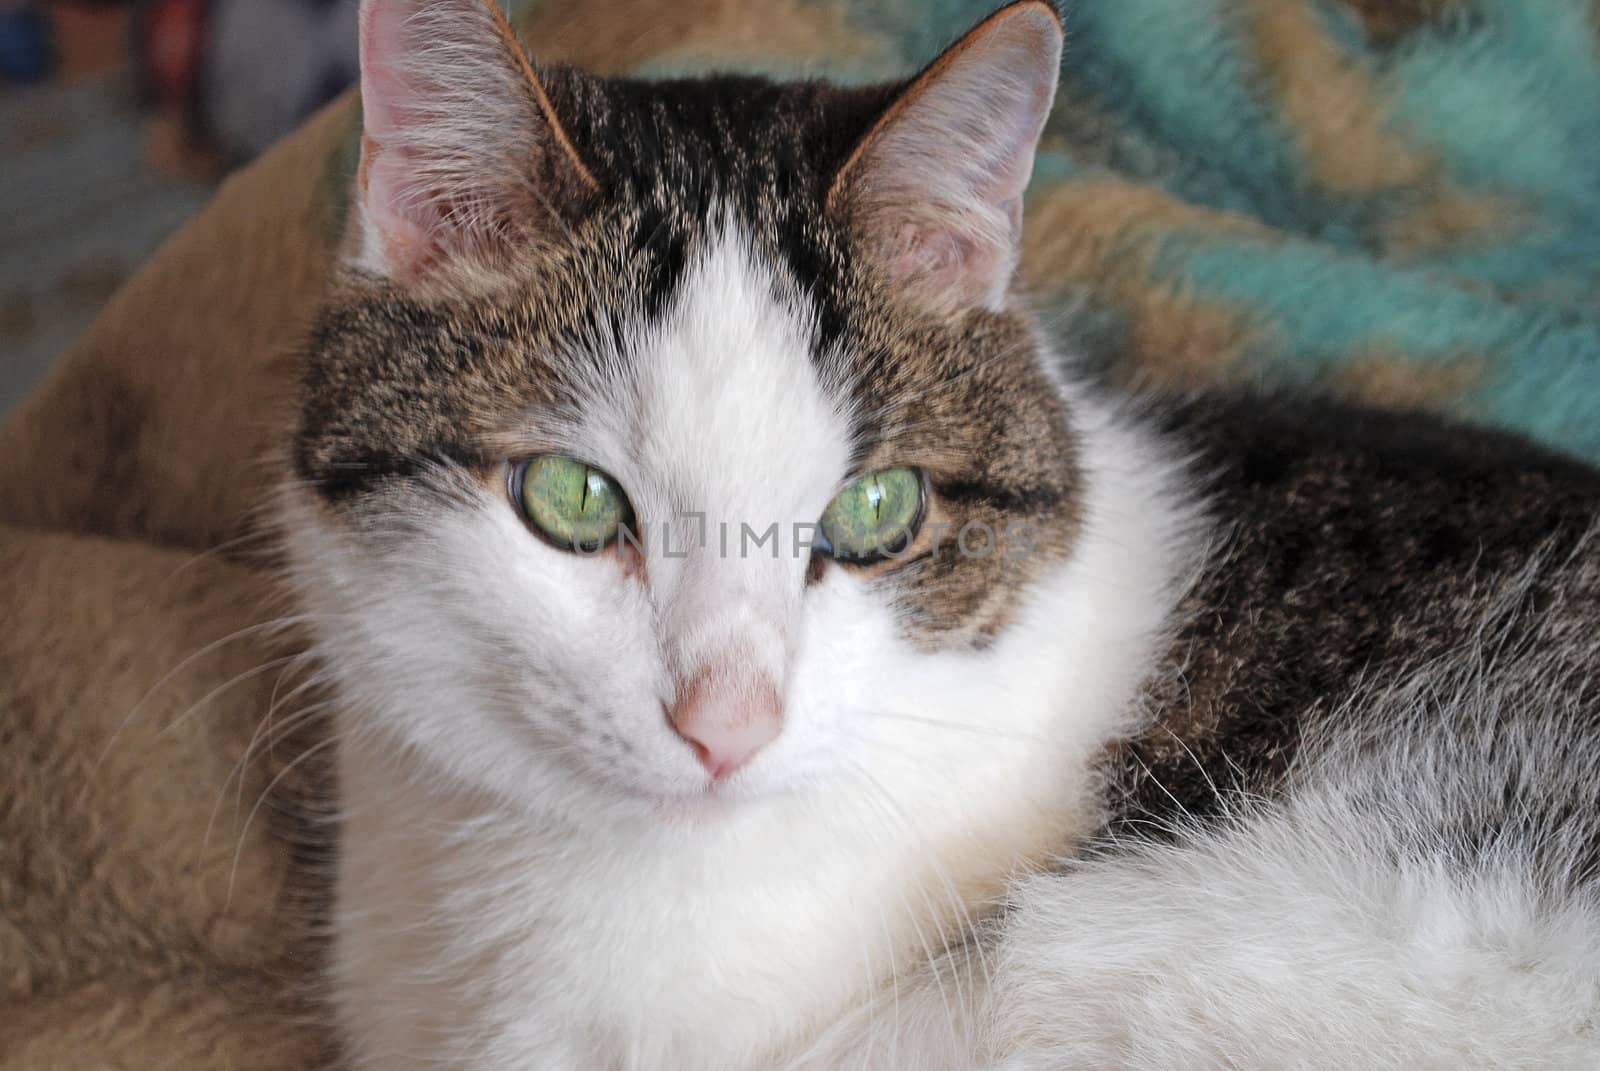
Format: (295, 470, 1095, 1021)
(829, 1, 1062, 312)
(352, 0, 598, 280)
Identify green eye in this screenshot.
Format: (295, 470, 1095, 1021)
(514, 456, 633, 552)
(819, 467, 925, 563)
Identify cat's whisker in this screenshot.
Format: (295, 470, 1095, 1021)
(227, 667, 335, 821)
(85, 613, 344, 809)
(225, 728, 349, 911)
(842, 706, 1048, 745)
(153, 654, 302, 744)
(841, 767, 962, 1036)
(160, 652, 325, 871)
(849, 757, 998, 996)
(201, 696, 338, 875)
(843, 757, 995, 1044)
(156, 526, 286, 586)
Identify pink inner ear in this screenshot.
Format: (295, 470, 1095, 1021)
(358, 3, 408, 146)
(352, 0, 550, 279)
(355, 2, 450, 274)
(358, 135, 445, 276)
(881, 220, 1013, 311)
(838, 2, 1062, 310)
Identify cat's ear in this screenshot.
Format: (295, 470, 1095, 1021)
(352, 0, 598, 280)
(829, 1, 1062, 311)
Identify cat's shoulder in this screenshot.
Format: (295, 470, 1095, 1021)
(1143, 388, 1600, 570)
(1098, 388, 1600, 835)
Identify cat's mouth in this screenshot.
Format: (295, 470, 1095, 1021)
(571, 748, 773, 817)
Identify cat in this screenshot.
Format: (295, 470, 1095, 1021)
(282, 0, 1600, 1067)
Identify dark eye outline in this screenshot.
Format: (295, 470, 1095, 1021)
(508, 456, 636, 554)
(817, 467, 928, 567)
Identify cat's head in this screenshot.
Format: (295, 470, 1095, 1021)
(290, 0, 1138, 822)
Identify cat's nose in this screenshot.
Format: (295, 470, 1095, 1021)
(666, 660, 783, 781)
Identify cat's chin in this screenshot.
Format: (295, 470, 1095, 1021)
(644, 789, 744, 824)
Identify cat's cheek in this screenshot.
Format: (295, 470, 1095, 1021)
(754, 571, 904, 783)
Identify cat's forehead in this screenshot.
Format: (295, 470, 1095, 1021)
(549, 69, 898, 226)
(298, 208, 1052, 504)
(593, 227, 854, 522)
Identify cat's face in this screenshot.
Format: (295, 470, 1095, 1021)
(289, 0, 1084, 818)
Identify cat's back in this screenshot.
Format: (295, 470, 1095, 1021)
(972, 395, 1600, 1071)
(1107, 392, 1600, 829)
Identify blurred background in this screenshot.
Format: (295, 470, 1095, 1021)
(0, 0, 359, 414)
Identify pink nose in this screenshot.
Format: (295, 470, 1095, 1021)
(667, 662, 783, 780)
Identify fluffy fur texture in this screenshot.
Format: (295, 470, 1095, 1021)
(0, 527, 333, 1071)
(808, 543, 1600, 1069)
(281, 2, 1600, 1069)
